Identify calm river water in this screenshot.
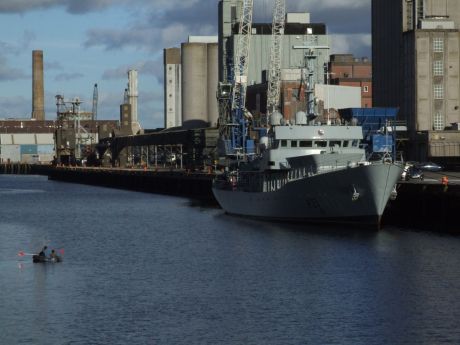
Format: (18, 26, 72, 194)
(1, 175, 459, 345)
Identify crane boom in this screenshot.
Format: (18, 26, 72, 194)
(266, 0, 285, 118)
(230, 0, 254, 154)
(231, 0, 254, 113)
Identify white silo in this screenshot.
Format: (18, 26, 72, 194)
(181, 42, 208, 126)
(207, 43, 219, 127)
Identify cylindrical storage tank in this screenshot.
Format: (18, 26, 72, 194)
(207, 43, 219, 127)
(181, 43, 208, 124)
(295, 111, 307, 125)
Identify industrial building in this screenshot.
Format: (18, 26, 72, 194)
(218, 1, 329, 86)
(0, 48, 133, 165)
(372, 0, 460, 165)
(161, 2, 368, 131)
(328, 54, 372, 108)
(246, 71, 362, 125)
(0, 120, 54, 163)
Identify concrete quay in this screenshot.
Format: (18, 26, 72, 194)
(47, 166, 216, 202)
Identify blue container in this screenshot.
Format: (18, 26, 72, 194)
(20, 145, 38, 155)
(339, 108, 399, 132)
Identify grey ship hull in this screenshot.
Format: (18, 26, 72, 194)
(212, 163, 402, 228)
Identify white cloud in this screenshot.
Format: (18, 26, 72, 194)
(330, 33, 371, 56)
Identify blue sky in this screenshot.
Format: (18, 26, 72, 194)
(0, 0, 370, 129)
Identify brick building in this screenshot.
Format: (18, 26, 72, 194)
(328, 54, 372, 108)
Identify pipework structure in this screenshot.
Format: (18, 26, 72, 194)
(55, 95, 96, 164)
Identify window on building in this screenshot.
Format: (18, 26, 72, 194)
(433, 112, 444, 131)
(433, 60, 443, 76)
(434, 84, 444, 99)
(433, 38, 444, 52)
(363, 86, 369, 93)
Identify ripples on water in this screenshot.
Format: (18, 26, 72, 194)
(1, 175, 460, 345)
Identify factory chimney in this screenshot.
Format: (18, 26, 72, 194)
(127, 70, 138, 124)
(32, 50, 45, 120)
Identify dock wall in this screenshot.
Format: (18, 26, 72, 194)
(383, 183, 460, 232)
(47, 167, 216, 202)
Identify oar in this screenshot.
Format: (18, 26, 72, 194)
(17, 251, 37, 257)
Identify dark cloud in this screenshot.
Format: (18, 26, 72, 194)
(0, 31, 37, 56)
(0, 96, 30, 118)
(0, 0, 59, 13)
(83, 0, 370, 56)
(66, 0, 117, 14)
(45, 60, 64, 70)
(0, 56, 29, 81)
(101, 65, 129, 80)
(0, 0, 125, 14)
(307, 6, 370, 35)
(85, 28, 153, 51)
(54, 72, 84, 81)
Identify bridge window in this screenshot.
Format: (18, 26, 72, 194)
(329, 140, 341, 147)
(343, 141, 349, 147)
(281, 140, 287, 147)
(291, 140, 298, 147)
(299, 140, 312, 147)
(315, 140, 327, 148)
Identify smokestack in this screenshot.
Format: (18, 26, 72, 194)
(127, 69, 138, 124)
(32, 50, 45, 120)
